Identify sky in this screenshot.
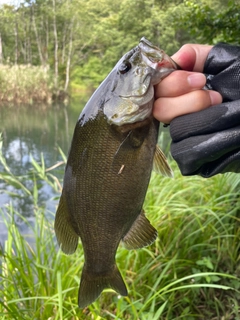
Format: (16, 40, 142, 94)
(0, 0, 25, 5)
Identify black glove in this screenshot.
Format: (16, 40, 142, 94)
(170, 43, 240, 177)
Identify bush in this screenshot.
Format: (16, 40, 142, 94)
(0, 64, 54, 104)
(0, 139, 240, 319)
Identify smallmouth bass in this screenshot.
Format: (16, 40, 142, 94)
(54, 37, 177, 308)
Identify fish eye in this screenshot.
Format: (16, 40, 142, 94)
(119, 61, 131, 74)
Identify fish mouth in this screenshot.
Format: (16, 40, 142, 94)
(139, 37, 178, 81)
(120, 38, 176, 101)
(108, 101, 153, 126)
(104, 38, 177, 126)
(119, 75, 151, 99)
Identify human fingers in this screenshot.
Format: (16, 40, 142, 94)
(155, 70, 206, 98)
(153, 89, 222, 124)
(171, 44, 213, 72)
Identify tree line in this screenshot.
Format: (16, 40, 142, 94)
(0, 0, 239, 94)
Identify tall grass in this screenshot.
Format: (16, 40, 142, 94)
(0, 138, 240, 319)
(0, 65, 53, 104)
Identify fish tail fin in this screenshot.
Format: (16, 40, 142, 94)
(78, 264, 128, 308)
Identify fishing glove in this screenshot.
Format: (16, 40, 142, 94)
(170, 43, 240, 177)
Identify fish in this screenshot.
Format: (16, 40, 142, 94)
(54, 37, 177, 308)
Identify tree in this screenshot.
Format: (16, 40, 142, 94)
(173, 0, 240, 45)
(0, 0, 239, 93)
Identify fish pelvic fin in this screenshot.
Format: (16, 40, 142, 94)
(153, 145, 173, 178)
(54, 194, 79, 254)
(78, 264, 128, 308)
(122, 210, 158, 250)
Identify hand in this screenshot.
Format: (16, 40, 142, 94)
(156, 43, 240, 177)
(154, 44, 222, 124)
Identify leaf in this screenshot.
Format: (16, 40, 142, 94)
(196, 257, 214, 270)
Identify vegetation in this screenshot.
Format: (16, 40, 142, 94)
(0, 0, 239, 101)
(1, 0, 240, 317)
(0, 136, 240, 319)
(0, 64, 53, 104)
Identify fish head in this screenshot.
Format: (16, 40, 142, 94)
(104, 37, 177, 126)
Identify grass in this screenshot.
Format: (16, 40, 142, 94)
(0, 135, 240, 319)
(0, 65, 53, 104)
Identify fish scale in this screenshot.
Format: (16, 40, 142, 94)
(54, 37, 176, 308)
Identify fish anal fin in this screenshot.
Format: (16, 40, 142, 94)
(78, 264, 128, 308)
(54, 194, 79, 254)
(122, 210, 158, 250)
(153, 145, 173, 177)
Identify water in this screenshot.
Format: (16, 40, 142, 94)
(0, 100, 172, 245)
(0, 100, 87, 244)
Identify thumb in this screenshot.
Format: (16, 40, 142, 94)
(171, 44, 213, 72)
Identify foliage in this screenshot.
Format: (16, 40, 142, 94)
(175, 0, 240, 45)
(0, 64, 53, 104)
(0, 136, 240, 318)
(0, 0, 239, 92)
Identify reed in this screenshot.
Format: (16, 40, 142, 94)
(0, 64, 53, 104)
(0, 140, 240, 319)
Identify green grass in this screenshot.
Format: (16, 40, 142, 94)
(0, 137, 240, 319)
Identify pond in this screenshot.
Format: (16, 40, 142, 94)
(0, 99, 171, 245)
(0, 100, 87, 244)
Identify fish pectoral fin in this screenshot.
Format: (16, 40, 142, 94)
(54, 194, 79, 254)
(122, 210, 158, 250)
(153, 145, 173, 177)
(78, 264, 128, 308)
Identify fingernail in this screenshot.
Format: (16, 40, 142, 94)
(187, 73, 206, 87)
(209, 90, 222, 105)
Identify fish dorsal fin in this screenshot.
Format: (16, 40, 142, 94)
(153, 145, 173, 177)
(122, 210, 158, 250)
(54, 194, 79, 254)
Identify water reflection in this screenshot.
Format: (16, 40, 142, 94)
(0, 101, 86, 244)
(1, 103, 80, 171)
(0, 100, 171, 245)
